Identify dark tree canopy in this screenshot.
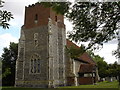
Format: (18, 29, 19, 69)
(88, 51, 120, 79)
(1, 42, 18, 86)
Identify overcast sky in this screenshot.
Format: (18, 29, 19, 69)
(0, 0, 119, 64)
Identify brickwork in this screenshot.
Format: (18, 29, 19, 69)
(24, 3, 64, 29)
(78, 77, 94, 85)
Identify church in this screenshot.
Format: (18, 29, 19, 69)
(15, 3, 98, 88)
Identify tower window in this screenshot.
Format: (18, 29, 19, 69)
(34, 14, 38, 23)
(34, 33, 38, 47)
(35, 14, 38, 20)
(30, 58, 41, 74)
(55, 16, 57, 22)
(34, 59, 37, 73)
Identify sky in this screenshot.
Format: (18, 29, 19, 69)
(0, 0, 119, 64)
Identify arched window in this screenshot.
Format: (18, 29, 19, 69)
(30, 54, 41, 74)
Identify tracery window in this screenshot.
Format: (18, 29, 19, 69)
(30, 54, 41, 74)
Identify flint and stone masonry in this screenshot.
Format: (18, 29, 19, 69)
(15, 3, 66, 88)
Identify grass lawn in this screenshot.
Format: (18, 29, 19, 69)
(60, 81, 119, 88)
(1, 81, 120, 90)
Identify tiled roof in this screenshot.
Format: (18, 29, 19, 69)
(66, 39, 96, 64)
(79, 52, 95, 64)
(66, 39, 80, 49)
(79, 64, 96, 73)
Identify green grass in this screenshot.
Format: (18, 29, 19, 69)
(60, 81, 119, 88)
(1, 81, 120, 90)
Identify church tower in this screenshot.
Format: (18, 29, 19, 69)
(15, 3, 66, 88)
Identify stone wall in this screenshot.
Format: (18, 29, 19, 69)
(48, 18, 66, 87)
(15, 26, 49, 88)
(58, 21, 66, 86)
(15, 3, 66, 88)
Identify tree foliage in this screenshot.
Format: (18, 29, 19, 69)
(42, 2, 120, 50)
(1, 42, 18, 86)
(66, 44, 86, 59)
(0, 0, 13, 29)
(113, 34, 120, 58)
(89, 51, 108, 78)
(67, 2, 120, 50)
(88, 51, 120, 79)
(41, 2, 71, 15)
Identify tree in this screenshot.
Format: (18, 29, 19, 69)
(87, 50, 108, 78)
(94, 56, 108, 78)
(113, 32, 120, 58)
(0, 0, 13, 29)
(67, 2, 120, 50)
(41, 2, 120, 50)
(66, 44, 86, 59)
(1, 42, 18, 86)
(107, 62, 120, 78)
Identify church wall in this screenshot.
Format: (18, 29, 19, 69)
(58, 26, 66, 86)
(15, 26, 50, 88)
(15, 3, 66, 88)
(15, 29, 25, 86)
(48, 18, 66, 87)
(48, 19, 59, 87)
(23, 26, 48, 80)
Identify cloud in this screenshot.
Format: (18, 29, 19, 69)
(105, 39, 118, 45)
(0, 33, 18, 56)
(95, 43, 118, 64)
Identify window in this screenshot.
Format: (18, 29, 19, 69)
(34, 40, 38, 47)
(30, 58, 41, 74)
(38, 59, 40, 73)
(35, 14, 38, 20)
(55, 16, 57, 22)
(34, 33, 38, 40)
(34, 59, 37, 73)
(34, 33, 38, 47)
(34, 14, 38, 24)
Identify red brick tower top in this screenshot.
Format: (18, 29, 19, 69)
(23, 3, 65, 29)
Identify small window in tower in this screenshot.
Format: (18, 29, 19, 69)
(34, 33, 38, 47)
(35, 14, 38, 24)
(55, 16, 57, 22)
